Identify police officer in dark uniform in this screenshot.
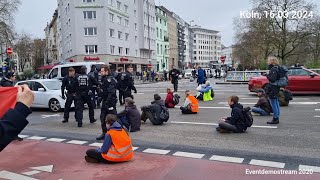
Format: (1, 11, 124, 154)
(119, 65, 137, 103)
(169, 66, 181, 92)
(88, 65, 99, 108)
(115, 67, 125, 105)
(61, 67, 78, 123)
(75, 66, 99, 127)
(96, 65, 118, 140)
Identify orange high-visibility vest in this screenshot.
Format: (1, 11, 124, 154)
(101, 129, 133, 162)
(188, 96, 199, 113)
(0, 87, 18, 118)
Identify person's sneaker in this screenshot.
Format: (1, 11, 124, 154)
(90, 119, 97, 124)
(216, 127, 231, 133)
(96, 133, 105, 140)
(78, 122, 83, 127)
(62, 119, 68, 123)
(251, 112, 260, 116)
(85, 156, 99, 163)
(15, 136, 23, 141)
(267, 118, 279, 124)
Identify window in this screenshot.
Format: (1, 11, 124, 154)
(125, 33, 129, 41)
(110, 45, 115, 54)
(109, 13, 114, 22)
(117, 16, 122, 24)
(83, 11, 96, 19)
(84, 27, 97, 36)
(134, 10, 137, 17)
(156, 27, 159, 38)
(117, 1, 121, 9)
(118, 31, 122, 39)
(109, 29, 115, 37)
(118, 47, 123, 55)
(135, 36, 137, 42)
(124, 5, 128, 13)
(134, 0, 136, 4)
(108, 0, 113, 5)
(85, 45, 98, 54)
(157, 43, 159, 54)
(83, 0, 95, 2)
(134, 23, 137, 30)
(125, 48, 129, 55)
(124, 19, 129, 27)
(136, 50, 138, 56)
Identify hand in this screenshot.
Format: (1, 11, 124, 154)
(134, 90, 137, 94)
(62, 95, 66, 100)
(17, 85, 34, 108)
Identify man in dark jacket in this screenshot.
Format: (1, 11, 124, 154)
(0, 85, 34, 151)
(0, 72, 16, 87)
(88, 65, 99, 108)
(252, 89, 272, 116)
(117, 97, 141, 132)
(169, 66, 180, 92)
(115, 67, 124, 105)
(141, 94, 166, 125)
(265, 57, 281, 124)
(119, 66, 137, 105)
(97, 65, 118, 140)
(217, 96, 247, 133)
(61, 68, 78, 123)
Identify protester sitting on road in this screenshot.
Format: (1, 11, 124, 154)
(85, 114, 133, 163)
(196, 81, 214, 101)
(180, 90, 199, 114)
(216, 96, 247, 133)
(141, 94, 167, 125)
(251, 89, 272, 116)
(165, 88, 175, 108)
(117, 97, 141, 132)
(0, 85, 34, 151)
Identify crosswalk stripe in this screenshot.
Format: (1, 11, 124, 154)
(249, 159, 285, 168)
(89, 143, 103, 147)
(133, 146, 139, 151)
(66, 140, 87, 145)
(209, 155, 244, 163)
(0, 170, 39, 180)
(143, 148, 170, 155)
(22, 170, 41, 176)
(315, 109, 320, 111)
(299, 165, 320, 173)
(18, 135, 29, 138)
(27, 136, 46, 140)
(46, 138, 66, 142)
(173, 151, 205, 159)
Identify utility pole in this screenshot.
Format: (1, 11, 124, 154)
(147, 0, 151, 69)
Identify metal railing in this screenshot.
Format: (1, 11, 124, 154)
(225, 71, 269, 82)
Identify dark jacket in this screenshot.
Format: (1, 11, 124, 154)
(226, 103, 247, 132)
(0, 102, 32, 151)
(61, 76, 78, 96)
(76, 73, 99, 94)
(100, 75, 118, 107)
(0, 78, 14, 87)
(165, 92, 175, 108)
(169, 69, 180, 82)
(254, 96, 272, 114)
(266, 66, 280, 99)
(142, 100, 165, 125)
(118, 105, 141, 132)
(98, 122, 122, 153)
(119, 72, 137, 92)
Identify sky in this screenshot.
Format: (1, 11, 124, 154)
(14, 0, 320, 46)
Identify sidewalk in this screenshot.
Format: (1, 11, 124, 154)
(0, 140, 319, 180)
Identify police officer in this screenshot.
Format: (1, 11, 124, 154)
(96, 65, 118, 140)
(119, 65, 137, 102)
(88, 65, 99, 108)
(75, 66, 99, 127)
(169, 66, 181, 92)
(115, 67, 125, 105)
(61, 67, 78, 123)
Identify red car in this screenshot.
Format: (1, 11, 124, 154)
(249, 67, 320, 94)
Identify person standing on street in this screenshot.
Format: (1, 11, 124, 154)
(169, 66, 181, 92)
(115, 67, 124, 105)
(88, 65, 99, 109)
(164, 70, 168, 81)
(75, 66, 98, 127)
(97, 65, 118, 140)
(197, 66, 206, 86)
(61, 68, 78, 123)
(119, 65, 137, 105)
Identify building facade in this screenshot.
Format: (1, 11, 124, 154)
(191, 26, 221, 68)
(56, 0, 156, 72)
(44, 9, 59, 65)
(172, 13, 186, 70)
(186, 23, 194, 68)
(221, 46, 233, 65)
(155, 6, 169, 72)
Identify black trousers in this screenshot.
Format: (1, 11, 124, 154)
(124, 90, 134, 99)
(75, 93, 95, 123)
(63, 93, 76, 120)
(119, 90, 124, 104)
(90, 87, 98, 108)
(218, 121, 238, 132)
(172, 79, 178, 92)
(180, 106, 197, 114)
(100, 100, 117, 133)
(86, 149, 112, 163)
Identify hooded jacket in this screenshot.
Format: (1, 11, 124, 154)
(141, 100, 166, 124)
(0, 77, 14, 87)
(226, 103, 247, 132)
(98, 122, 123, 153)
(165, 91, 175, 108)
(118, 105, 141, 132)
(266, 65, 281, 99)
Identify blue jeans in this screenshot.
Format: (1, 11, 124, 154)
(251, 107, 269, 116)
(269, 97, 280, 119)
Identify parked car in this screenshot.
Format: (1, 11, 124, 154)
(248, 67, 320, 94)
(184, 69, 194, 79)
(15, 79, 73, 112)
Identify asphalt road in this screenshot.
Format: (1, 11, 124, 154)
(22, 79, 320, 170)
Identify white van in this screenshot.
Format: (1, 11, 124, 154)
(48, 62, 105, 79)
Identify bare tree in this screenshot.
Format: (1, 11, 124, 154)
(32, 39, 45, 70)
(15, 33, 32, 72)
(0, 0, 21, 25)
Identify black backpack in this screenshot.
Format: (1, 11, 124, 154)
(272, 66, 289, 87)
(242, 107, 253, 127)
(283, 89, 293, 101)
(173, 94, 180, 105)
(159, 105, 170, 122)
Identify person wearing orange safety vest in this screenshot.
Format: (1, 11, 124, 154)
(85, 114, 133, 163)
(180, 90, 199, 114)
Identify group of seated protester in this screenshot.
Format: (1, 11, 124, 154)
(195, 81, 214, 101)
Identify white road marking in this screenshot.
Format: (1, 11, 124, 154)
(209, 155, 244, 163)
(89, 143, 103, 147)
(219, 102, 320, 105)
(299, 165, 320, 173)
(0, 171, 38, 180)
(41, 114, 60, 119)
(66, 140, 87, 145)
(27, 136, 46, 140)
(170, 121, 277, 129)
(249, 159, 285, 168)
(173, 151, 204, 159)
(315, 109, 320, 111)
(46, 138, 66, 142)
(315, 116, 320, 118)
(143, 148, 170, 155)
(31, 165, 53, 173)
(175, 106, 229, 109)
(22, 170, 41, 176)
(18, 135, 29, 138)
(133, 146, 139, 151)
